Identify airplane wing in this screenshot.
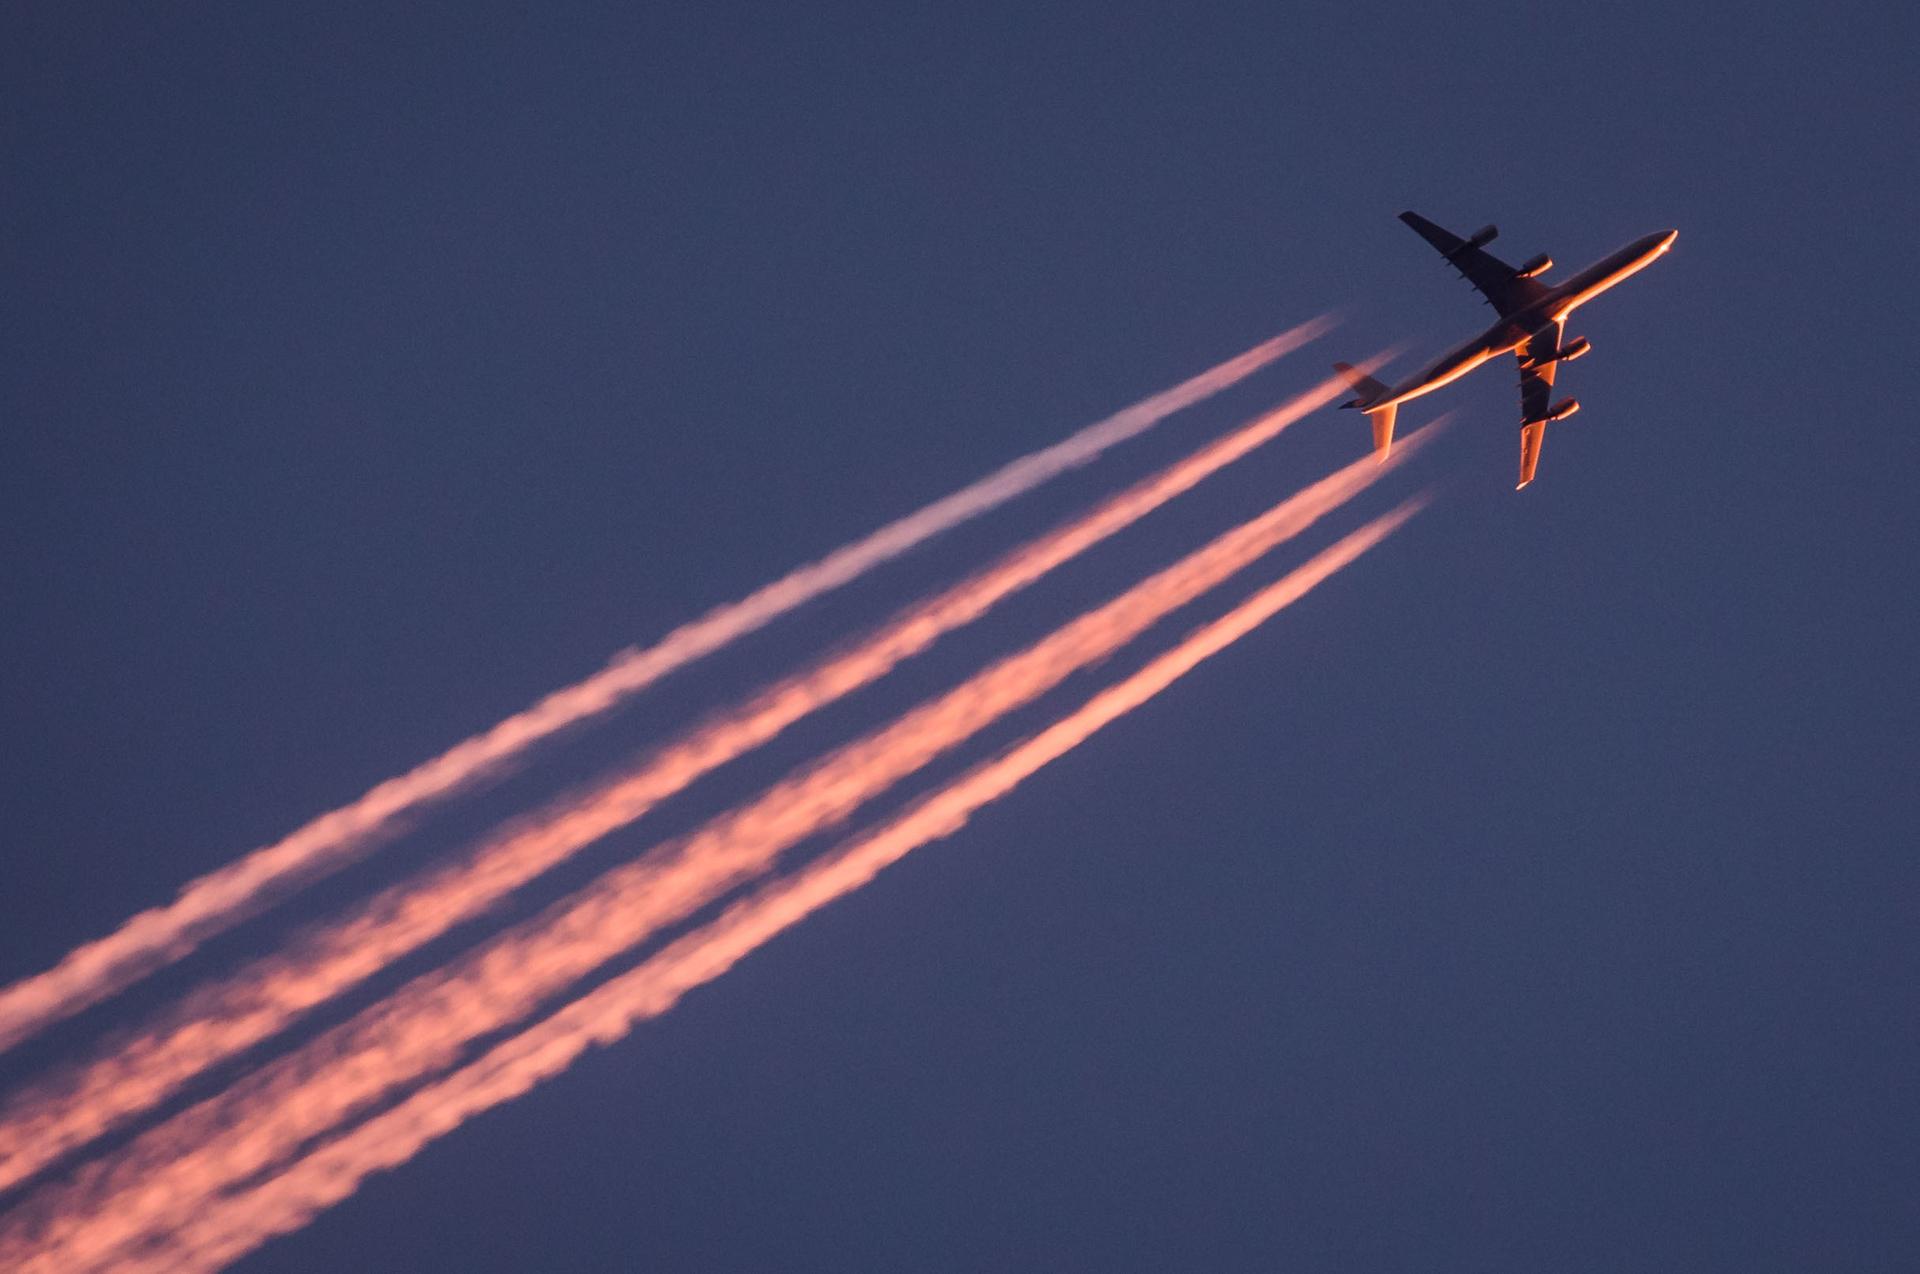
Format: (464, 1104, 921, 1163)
(1515, 325, 1561, 489)
(1400, 211, 1549, 318)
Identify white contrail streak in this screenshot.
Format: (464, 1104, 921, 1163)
(0, 435, 1426, 1274)
(0, 369, 1365, 1195)
(102, 498, 1428, 1274)
(0, 318, 1328, 1055)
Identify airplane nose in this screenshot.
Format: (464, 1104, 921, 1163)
(1658, 229, 1679, 251)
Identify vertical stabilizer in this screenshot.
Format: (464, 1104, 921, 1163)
(1332, 362, 1388, 404)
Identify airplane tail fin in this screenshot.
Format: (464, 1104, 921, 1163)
(1332, 363, 1397, 460)
(1332, 362, 1388, 406)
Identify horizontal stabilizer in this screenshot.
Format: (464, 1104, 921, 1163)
(1368, 403, 1398, 459)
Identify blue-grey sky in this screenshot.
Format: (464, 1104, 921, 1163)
(3, 4, 1914, 1271)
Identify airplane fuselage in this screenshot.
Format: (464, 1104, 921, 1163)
(1369, 229, 1676, 412)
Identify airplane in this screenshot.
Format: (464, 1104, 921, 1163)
(1334, 212, 1676, 488)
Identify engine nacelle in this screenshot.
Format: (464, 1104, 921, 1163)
(1546, 398, 1580, 422)
(1517, 253, 1553, 279)
(1467, 224, 1498, 249)
(1556, 336, 1591, 363)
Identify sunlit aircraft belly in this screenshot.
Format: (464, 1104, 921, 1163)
(1550, 229, 1677, 321)
(1368, 229, 1674, 413)
(1377, 322, 1531, 409)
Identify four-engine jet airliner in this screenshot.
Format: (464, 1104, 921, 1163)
(1335, 212, 1676, 488)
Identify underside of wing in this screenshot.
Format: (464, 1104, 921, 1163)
(1400, 211, 1550, 318)
(1515, 326, 1561, 489)
(1518, 420, 1547, 490)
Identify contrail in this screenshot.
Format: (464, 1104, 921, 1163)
(0, 371, 1368, 1194)
(73, 499, 1428, 1274)
(0, 319, 1328, 1056)
(0, 437, 1424, 1274)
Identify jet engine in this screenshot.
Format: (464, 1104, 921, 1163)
(1517, 253, 1553, 278)
(1545, 398, 1580, 422)
(1467, 224, 1498, 248)
(1556, 336, 1591, 362)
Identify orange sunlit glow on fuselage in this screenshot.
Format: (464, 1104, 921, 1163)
(1550, 228, 1677, 321)
(1370, 228, 1676, 412)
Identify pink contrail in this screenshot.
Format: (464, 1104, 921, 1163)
(0, 319, 1328, 1056)
(0, 437, 1425, 1274)
(89, 499, 1428, 1274)
(0, 370, 1366, 1194)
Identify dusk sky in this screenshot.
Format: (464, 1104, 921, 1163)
(3, 5, 1915, 1271)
